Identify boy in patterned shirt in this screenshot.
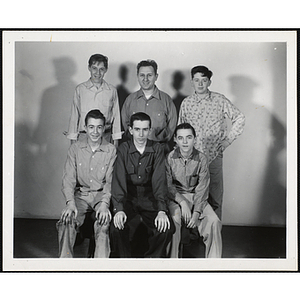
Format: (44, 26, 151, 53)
(178, 66, 245, 219)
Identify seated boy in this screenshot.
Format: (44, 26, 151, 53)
(56, 109, 117, 258)
(110, 112, 175, 258)
(166, 123, 222, 258)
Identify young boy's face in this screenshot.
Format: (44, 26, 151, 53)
(191, 72, 211, 95)
(88, 61, 107, 84)
(129, 120, 151, 147)
(174, 128, 195, 156)
(85, 117, 104, 144)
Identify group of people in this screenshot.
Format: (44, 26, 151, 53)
(56, 54, 246, 259)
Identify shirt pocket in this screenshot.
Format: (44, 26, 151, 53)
(189, 174, 199, 187)
(97, 162, 108, 179)
(126, 164, 135, 175)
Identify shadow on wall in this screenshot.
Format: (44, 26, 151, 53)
(227, 75, 286, 226)
(15, 56, 78, 218)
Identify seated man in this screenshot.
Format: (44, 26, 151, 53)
(57, 109, 117, 258)
(166, 123, 222, 258)
(110, 112, 175, 258)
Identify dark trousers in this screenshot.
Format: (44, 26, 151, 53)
(110, 207, 175, 258)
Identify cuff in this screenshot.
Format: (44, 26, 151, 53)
(66, 132, 78, 140)
(112, 131, 123, 140)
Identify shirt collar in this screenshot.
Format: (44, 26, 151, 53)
(171, 146, 198, 160)
(193, 90, 211, 102)
(128, 138, 155, 154)
(78, 136, 110, 152)
(137, 86, 160, 100)
(85, 78, 111, 91)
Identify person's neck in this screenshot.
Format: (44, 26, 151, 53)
(134, 140, 147, 154)
(180, 148, 193, 159)
(88, 138, 102, 152)
(196, 90, 209, 99)
(142, 87, 155, 99)
(91, 79, 103, 89)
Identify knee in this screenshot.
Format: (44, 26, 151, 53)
(94, 221, 110, 235)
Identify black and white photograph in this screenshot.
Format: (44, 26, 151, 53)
(2, 30, 297, 272)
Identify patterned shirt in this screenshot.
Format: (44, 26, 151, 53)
(67, 79, 122, 142)
(111, 139, 168, 214)
(166, 147, 209, 214)
(62, 137, 117, 207)
(121, 86, 177, 142)
(178, 91, 245, 163)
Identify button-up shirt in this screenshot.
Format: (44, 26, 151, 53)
(166, 147, 209, 214)
(178, 91, 245, 163)
(121, 86, 177, 142)
(112, 139, 168, 213)
(67, 79, 122, 141)
(62, 137, 117, 207)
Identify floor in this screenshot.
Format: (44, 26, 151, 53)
(13, 218, 286, 259)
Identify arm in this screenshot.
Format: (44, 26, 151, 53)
(152, 143, 168, 212)
(192, 153, 210, 215)
(95, 147, 117, 225)
(66, 87, 80, 141)
(165, 156, 192, 224)
(121, 95, 131, 135)
(111, 88, 122, 143)
(60, 145, 78, 224)
(111, 147, 128, 214)
(177, 99, 187, 125)
(223, 97, 246, 146)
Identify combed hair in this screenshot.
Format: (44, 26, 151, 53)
(137, 59, 158, 75)
(129, 112, 151, 128)
(174, 123, 196, 137)
(85, 109, 106, 126)
(191, 65, 213, 79)
(88, 54, 108, 69)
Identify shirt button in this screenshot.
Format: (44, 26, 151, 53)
(139, 162, 141, 165)
(146, 103, 149, 106)
(91, 168, 93, 170)
(90, 180, 93, 183)
(138, 176, 141, 179)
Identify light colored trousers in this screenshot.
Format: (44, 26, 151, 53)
(56, 195, 110, 258)
(168, 193, 222, 258)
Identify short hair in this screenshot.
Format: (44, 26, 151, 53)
(129, 112, 151, 128)
(85, 109, 106, 126)
(174, 123, 196, 138)
(88, 54, 108, 69)
(137, 59, 158, 75)
(191, 65, 213, 79)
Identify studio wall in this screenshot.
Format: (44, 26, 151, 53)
(14, 41, 287, 226)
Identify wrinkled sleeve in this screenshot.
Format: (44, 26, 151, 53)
(152, 144, 168, 212)
(223, 97, 246, 145)
(66, 87, 80, 140)
(111, 147, 128, 213)
(165, 97, 178, 141)
(193, 154, 210, 214)
(165, 156, 187, 205)
(177, 98, 187, 125)
(111, 88, 122, 140)
(121, 95, 131, 134)
(101, 147, 117, 206)
(61, 145, 77, 203)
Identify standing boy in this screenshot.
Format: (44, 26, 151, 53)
(121, 59, 177, 152)
(57, 109, 117, 258)
(66, 54, 122, 146)
(110, 112, 174, 258)
(178, 66, 245, 219)
(166, 123, 222, 258)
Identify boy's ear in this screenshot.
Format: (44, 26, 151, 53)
(128, 126, 133, 135)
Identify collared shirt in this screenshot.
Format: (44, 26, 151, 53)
(178, 91, 245, 163)
(166, 147, 209, 214)
(112, 139, 168, 213)
(67, 78, 122, 141)
(62, 137, 117, 207)
(121, 86, 177, 142)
